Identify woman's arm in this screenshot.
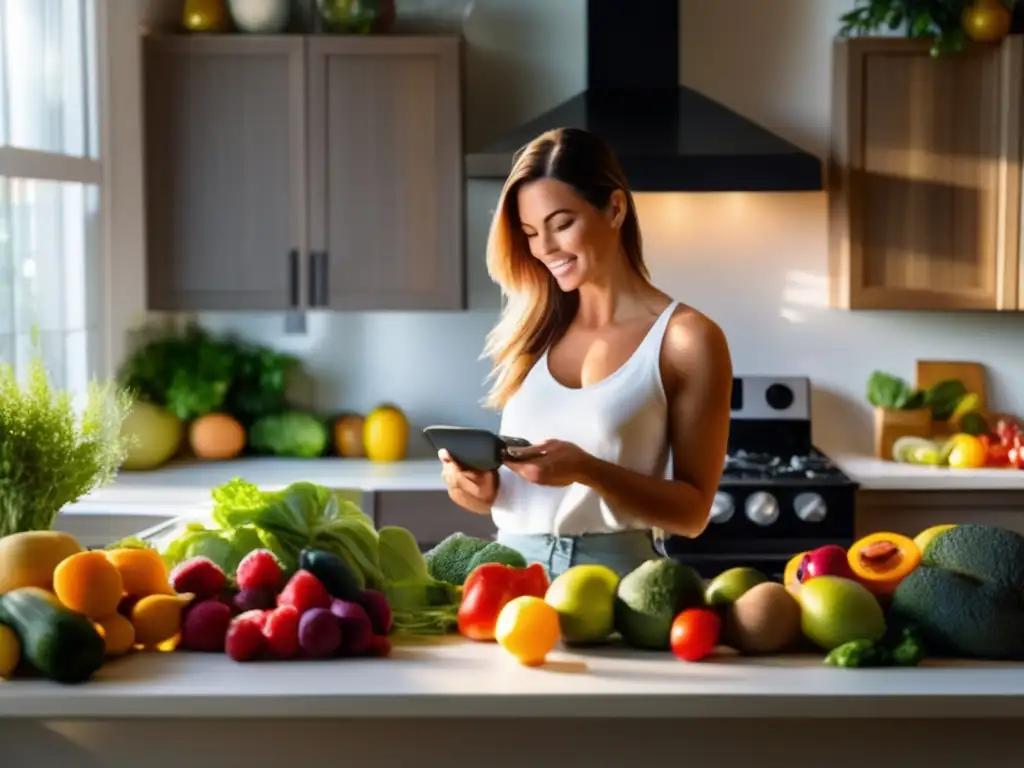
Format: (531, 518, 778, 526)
(506, 309, 732, 537)
(583, 310, 732, 537)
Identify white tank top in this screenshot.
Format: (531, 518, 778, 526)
(491, 301, 679, 536)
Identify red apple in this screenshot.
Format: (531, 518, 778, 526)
(800, 545, 856, 582)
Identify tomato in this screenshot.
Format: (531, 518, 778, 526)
(987, 442, 1011, 467)
(669, 608, 721, 662)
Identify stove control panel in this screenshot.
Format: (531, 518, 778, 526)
(745, 491, 779, 526)
(709, 492, 735, 524)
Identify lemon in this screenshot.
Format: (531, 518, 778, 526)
(913, 523, 956, 554)
(944, 434, 987, 469)
(495, 596, 561, 667)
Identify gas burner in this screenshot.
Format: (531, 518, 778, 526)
(723, 449, 846, 481)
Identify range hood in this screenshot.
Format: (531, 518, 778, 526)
(465, 1, 823, 192)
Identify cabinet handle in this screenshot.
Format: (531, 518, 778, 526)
(316, 251, 329, 307)
(288, 249, 299, 308)
(308, 251, 319, 308)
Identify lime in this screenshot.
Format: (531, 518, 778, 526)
(908, 445, 942, 465)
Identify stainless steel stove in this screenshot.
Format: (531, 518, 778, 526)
(657, 375, 857, 580)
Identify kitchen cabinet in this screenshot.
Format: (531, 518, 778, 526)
(829, 37, 1024, 311)
(855, 489, 1024, 538)
(143, 34, 464, 313)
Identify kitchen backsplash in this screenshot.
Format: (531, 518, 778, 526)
(183, 0, 1024, 458)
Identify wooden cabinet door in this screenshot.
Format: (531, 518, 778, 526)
(306, 36, 464, 311)
(829, 38, 1023, 311)
(144, 36, 308, 311)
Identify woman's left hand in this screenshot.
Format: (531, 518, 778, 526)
(503, 439, 594, 487)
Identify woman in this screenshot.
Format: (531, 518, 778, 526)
(440, 127, 733, 578)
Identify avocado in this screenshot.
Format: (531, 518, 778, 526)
(613, 559, 705, 650)
(889, 525, 1024, 660)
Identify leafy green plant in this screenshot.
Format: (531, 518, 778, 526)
(118, 323, 298, 426)
(0, 357, 134, 536)
(866, 370, 967, 419)
(839, 0, 1019, 57)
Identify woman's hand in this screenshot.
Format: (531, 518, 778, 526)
(439, 449, 498, 515)
(503, 439, 593, 487)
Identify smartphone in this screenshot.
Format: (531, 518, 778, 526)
(423, 425, 532, 472)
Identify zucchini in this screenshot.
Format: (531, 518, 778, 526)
(299, 548, 361, 602)
(0, 587, 106, 684)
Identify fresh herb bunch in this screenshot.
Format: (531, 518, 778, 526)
(0, 357, 134, 537)
(839, 0, 1018, 57)
(118, 323, 298, 426)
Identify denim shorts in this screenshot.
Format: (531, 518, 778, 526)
(495, 530, 659, 579)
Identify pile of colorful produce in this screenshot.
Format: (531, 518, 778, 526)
(171, 549, 392, 662)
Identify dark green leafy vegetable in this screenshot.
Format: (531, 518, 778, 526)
(379, 526, 462, 635)
(825, 638, 891, 668)
(924, 379, 967, 422)
(866, 371, 917, 410)
(824, 625, 927, 669)
(119, 323, 297, 425)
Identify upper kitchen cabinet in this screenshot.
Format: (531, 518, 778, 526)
(306, 37, 463, 310)
(142, 34, 464, 313)
(144, 36, 307, 311)
(829, 37, 1023, 311)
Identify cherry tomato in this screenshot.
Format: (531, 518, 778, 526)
(670, 608, 721, 662)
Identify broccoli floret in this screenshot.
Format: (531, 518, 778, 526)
(466, 541, 527, 574)
(425, 533, 491, 585)
(424, 534, 528, 585)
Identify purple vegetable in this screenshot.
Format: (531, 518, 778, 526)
(331, 599, 374, 656)
(233, 587, 277, 614)
(298, 607, 342, 658)
(356, 588, 393, 636)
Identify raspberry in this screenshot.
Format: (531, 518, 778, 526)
(277, 570, 331, 614)
(170, 557, 226, 600)
(226, 615, 266, 662)
(262, 605, 300, 659)
(236, 549, 283, 592)
(235, 609, 268, 630)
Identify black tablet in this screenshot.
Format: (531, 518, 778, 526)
(422, 425, 531, 472)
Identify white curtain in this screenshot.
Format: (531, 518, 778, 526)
(0, 0, 104, 393)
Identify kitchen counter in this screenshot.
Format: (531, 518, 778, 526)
(63, 458, 446, 515)
(3, 636, 1024, 721)
(4, 638, 1024, 766)
(834, 454, 1024, 491)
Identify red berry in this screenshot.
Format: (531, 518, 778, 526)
(262, 605, 301, 659)
(226, 616, 266, 662)
(368, 634, 392, 658)
(235, 609, 268, 630)
(277, 570, 331, 614)
(180, 599, 233, 653)
(236, 550, 283, 592)
(170, 557, 226, 600)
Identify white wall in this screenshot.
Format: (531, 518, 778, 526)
(136, 0, 1024, 458)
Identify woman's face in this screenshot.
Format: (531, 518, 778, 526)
(515, 178, 623, 291)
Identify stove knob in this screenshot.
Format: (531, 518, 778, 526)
(709, 492, 734, 524)
(794, 492, 827, 523)
(745, 491, 779, 527)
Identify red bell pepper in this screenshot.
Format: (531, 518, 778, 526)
(457, 562, 549, 641)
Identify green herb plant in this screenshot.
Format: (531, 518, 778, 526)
(839, 0, 1019, 57)
(0, 357, 134, 537)
(866, 370, 967, 420)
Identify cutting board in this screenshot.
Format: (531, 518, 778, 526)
(915, 360, 988, 412)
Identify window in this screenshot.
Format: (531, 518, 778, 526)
(0, 0, 104, 393)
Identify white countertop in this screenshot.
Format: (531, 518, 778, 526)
(833, 454, 1024, 491)
(3, 637, 1024, 720)
(64, 457, 447, 515)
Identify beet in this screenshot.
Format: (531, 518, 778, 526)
(331, 599, 374, 656)
(233, 587, 277, 614)
(180, 599, 233, 652)
(298, 607, 342, 658)
(356, 588, 392, 636)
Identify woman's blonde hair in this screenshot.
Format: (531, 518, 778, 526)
(481, 127, 649, 410)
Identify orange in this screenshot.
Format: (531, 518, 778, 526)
(495, 595, 561, 667)
(53, 550, 124, 620)
(945, 434, 986, 469)
(363, 404, 409, 462)
(106, 547, 173, 597)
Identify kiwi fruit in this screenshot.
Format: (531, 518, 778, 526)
(722, 581, 802, 655)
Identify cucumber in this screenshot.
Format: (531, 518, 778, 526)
(299, 549, 362, 602)
(0, 587, 106, 684)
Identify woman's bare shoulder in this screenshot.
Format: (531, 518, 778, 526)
(660, 303, 731, 380)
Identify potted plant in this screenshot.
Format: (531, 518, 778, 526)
(839, 0, 1018, 57)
